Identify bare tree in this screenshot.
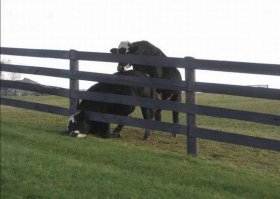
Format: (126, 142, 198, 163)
(1, 59, 21, 81)
(1, 59, 16, 80)
(0, 60, 7, 80)
(9, 71, 21, 95)
(9, 72, 21, 81)
(1, 59, 22, 95)
(1, 60, 8, 96)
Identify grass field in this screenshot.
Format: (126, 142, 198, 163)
(1, 94, 280, 198)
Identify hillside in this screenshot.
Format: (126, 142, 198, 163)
(1, 94, 280, 198)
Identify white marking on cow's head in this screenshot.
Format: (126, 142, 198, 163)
(68, 111, 81, 123)
(67, 111, 81, 133)
(68, 114, 75, 123)
(118, 41, 130, 53)
(114, 41, 132, 72)
(124, 64, 132, 69)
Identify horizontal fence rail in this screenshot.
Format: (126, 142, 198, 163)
(83, 111, 188, 135)
(189, 127, 280, 151)
(192, 58, 280, 75)
(1, 64, 70, 78)
(194, 105, 280, 126)
(1, 47, 69, 59)
(2, 79, 279, 126)
(1, 47, 280, 155)
(75, 51, 186, 68)
(1, 64, 185, 91)
(1, 80, 70, 97)
(190, 82, 280, 100)
(2, 47, 280, 74)
(1, 98, 70, 116)
(3, 64, 279, 99)
(73, 90, 280, 126)
(74, 71, 186, 91)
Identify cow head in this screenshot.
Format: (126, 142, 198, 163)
(67, 111, 87, 138)
(110, 41, 139, 72)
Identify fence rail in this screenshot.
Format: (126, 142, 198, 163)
(2, 79, 279, 126)
(190, 82, 280, 100)
(190, 127, 280, 151)
(1, 80, 70, 97)
(0, 97, 70, 116)
(0, 47, 69, 59)
(191, 58, 280, 75)
(1, 47, 280, 155)
(1, 63, 70, 78)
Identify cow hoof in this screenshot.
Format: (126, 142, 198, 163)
(77, 133, 87, 138)
(69, 131, 87, 138)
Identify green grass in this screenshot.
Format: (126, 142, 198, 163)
(1, 94, 280, 198)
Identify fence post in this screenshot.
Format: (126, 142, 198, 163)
(69, 49, 79, 115)
(185, 57, 198, 156)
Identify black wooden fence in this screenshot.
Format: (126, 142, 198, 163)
(1, 47, 280, 155)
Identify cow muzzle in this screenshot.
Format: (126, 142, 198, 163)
(117, 63, 132, 72)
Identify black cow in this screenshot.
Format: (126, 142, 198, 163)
(67, 70, 153, 139)
(110, 41, 182, 137)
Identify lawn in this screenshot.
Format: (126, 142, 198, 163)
(1, 94, 280, 198)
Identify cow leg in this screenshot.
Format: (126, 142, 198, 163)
(141, 107, 153, 140)
(111, 124, 124, 138)
(172, 111, 179, 137)
(154, 109, 162, 122)
(153, 90, 162, 122)
(171, 94, 180, 138)
(98, 122, 111, 138)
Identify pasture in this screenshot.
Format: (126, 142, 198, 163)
(1, 93, 280, 198)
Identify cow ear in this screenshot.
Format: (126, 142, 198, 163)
(128, 46, 138, 53)
(110, 48, 118, 54)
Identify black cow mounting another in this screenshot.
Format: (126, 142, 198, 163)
(111, 40, 182, 137)
(67, 70, 154, 139)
